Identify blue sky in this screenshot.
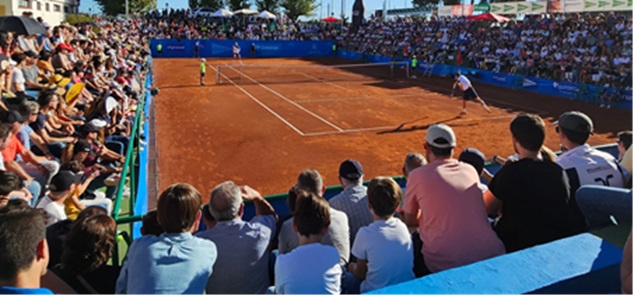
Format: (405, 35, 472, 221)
(79, 0, 416, 20)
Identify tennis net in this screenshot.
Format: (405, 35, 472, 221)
(215, 62, 410, 85)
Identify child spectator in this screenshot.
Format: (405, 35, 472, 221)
(274, 191, 342, 294)
(140, 210, 164, 236)
(345, 177, 414, 293)
(36, 171, 78, 226)
(115, 183, 217, 294)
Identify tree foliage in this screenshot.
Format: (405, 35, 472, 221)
(256, 0, 280, 13)
(281, 0, 317, 20)
(227, 0, 251, 10)
(64, 14, 94, 25)
(190, 0, 225, 9)
(94, 0, 156, 16)
(411, 0, 437, 10)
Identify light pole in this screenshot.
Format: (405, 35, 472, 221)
(125, 0, 129, 19)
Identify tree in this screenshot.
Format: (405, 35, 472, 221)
(256, 0, 280, 13)
(228, 0, 251, 10)
(191, 0, 225, 9)
(411, 0, 437, 10)
(94, 0, 156, 16)
(280, 0, 317, 20)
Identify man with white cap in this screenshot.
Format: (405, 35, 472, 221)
(554, 111, 630, 229)
(402, 123, 505, 276)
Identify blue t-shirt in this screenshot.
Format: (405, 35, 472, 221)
(0, 286, 53, 294)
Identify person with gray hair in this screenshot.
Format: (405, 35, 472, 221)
(329, 159, 373, 247)
(278, 169, 350, 267)
(20, 99, 73, 159)
(196, 181, 278, 294)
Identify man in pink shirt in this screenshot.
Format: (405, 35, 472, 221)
(402, 124, 505, 276)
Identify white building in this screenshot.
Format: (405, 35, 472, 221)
(0, 0, 79, 27)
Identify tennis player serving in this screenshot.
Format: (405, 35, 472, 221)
(452, 72, 491, 115)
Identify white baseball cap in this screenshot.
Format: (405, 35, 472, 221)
(426, 124, 456, 149)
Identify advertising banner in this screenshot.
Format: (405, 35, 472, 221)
(474, 4, 490, 12)
(451, 5, 474, 16)
(516, 1, 548, 14)
(150, 39, 335, 58)
(564, 0, 586, 12)
(438, 5, 453, 16)
(490, 2, 518, 14)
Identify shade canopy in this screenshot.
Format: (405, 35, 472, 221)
(466, 12, 511, 23)
(322, 16, 341, 22)
(257, 10, 276, 19)
(233, 8, 259, 15)
(213, 9, 234, 17)
(0, 16, 47, 35)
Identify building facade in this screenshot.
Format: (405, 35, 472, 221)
(0, 0, 79, 27)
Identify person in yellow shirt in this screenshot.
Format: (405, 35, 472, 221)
(200, 58, 207, 86)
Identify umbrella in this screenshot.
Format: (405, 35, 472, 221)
(257, 11, 277, 19)
(322, 16, 341, 23)
(466, 12, 511, 23)
(0, 16, 47, 36)
(213, 9, 234, 17)
(233, 8, 258, 15)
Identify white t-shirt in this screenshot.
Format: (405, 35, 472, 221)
(557, 144, 629, 190)
(274, 243, 342, 294)
(36, 195, 67, 226)
(233, 44, 240, 54)
(351, 218, 414, 293)
(457, 75, 471, 91)
(11, 68, 25, 93)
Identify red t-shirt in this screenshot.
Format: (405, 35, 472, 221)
(2, 135, 25, 162)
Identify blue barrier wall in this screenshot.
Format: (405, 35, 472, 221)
(369, 233, 623, 294)
(337, 51, 632, 110)
(132, 61, 153, 238)
(150, 39, 335, 58)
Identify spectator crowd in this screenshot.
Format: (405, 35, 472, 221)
(0, 11, 632, 296)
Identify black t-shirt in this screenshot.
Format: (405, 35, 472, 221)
(489, 158, 585, 252)
(51, 264, 121, 294)
(29, 113, 46, 132)
(46, 219, 74, 268)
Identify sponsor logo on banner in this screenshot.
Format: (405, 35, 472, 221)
(503, 4, 515, 11)
(532, 2, 545, 10)
(491, 4, 501, 12)
(523, 77, 537, 87)
(517, 3, 529, 12)
(166, 45, 185, 51)
(552, 81, 579, 97)
(492, 73, 507, 83)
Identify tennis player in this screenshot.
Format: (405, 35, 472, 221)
(453, 73, 491, 115)
(200, 58, 206, 86)
(232, 42, 241, 65)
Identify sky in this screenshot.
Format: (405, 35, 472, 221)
(78, 0, 417, 20)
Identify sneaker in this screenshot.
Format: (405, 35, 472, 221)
(104, 173, 121, 187)
(460, 109, 467, 115)
(484, 106, 492, 113)
(600, 104, 605, 108)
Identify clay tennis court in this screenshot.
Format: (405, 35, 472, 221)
(152, 57, 632, 199)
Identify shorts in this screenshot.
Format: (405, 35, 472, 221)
(462, 87, 477, 101)
(233, 53, 241, 58)
(200, 72, 205, 77)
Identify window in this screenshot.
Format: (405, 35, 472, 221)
(45, 3, 49, 11)
(18, 0, 30, 8)
(64, 6, 68, 13)
(53, 4, 60, 12)
(36, 1, 41, 10)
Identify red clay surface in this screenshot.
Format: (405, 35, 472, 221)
(153, 57, 632, 200)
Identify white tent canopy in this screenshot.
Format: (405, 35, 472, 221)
(213, 9, 234, 17)
(257, 10, 276, 19)
(233, 8, 258, 15)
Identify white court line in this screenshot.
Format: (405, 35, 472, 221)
(299, 73, 349, 90)
(295, 93, 422, 103)
(228, 65, 344, 133)
(302, 114, 516, 137)
(210, 67, 306, 136)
